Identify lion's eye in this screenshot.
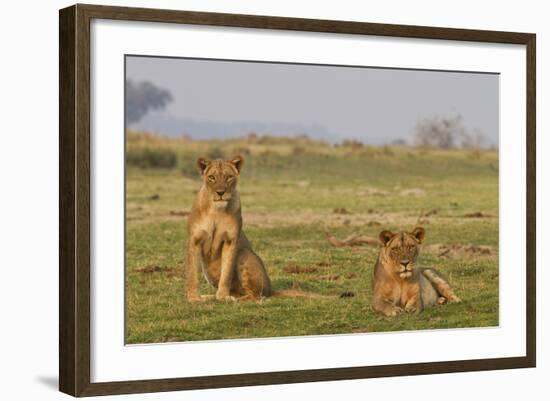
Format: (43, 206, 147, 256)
(226, 176, 234, 182)
(208, 175, 216, 182)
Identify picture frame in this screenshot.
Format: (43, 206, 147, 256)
(59, 3, 536, 397)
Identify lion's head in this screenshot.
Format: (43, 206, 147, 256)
(197, 156, 244, 208)
(378, 227, 425, 279)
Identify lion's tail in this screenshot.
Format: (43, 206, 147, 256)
(271, 289, 355, 299)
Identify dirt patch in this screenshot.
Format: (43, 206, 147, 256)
(358, 187, 390, 196)
(399, 188, 427, 197)
(425, 244, 495, 258)
(333, 207, 352, 215)
(149, 194, 160, 201)
(240, 209, 394, 229)
(315, 261, 330, 267)
(160, 336, 182, 342)
(321, 272, 357, 281)
(319, 274, 341, 281)
(136, 265, 174, 274)
(144, 208, 495, 230)
(424, 209, 438, 217)
(283, 264, 319, 274)
(463, 212, 494, 218)
(169, 210, 189, 217)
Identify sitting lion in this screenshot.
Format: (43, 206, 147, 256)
(186, 155, 272, 301)
(186, 155, 340, 302)
(372, 227, 461, 316)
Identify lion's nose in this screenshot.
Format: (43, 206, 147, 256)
(216, 190, 225, 197)
(400, 260, 410, 267)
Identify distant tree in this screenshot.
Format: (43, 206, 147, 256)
(460, 128, 487, 149)
(341, 139, 363, 149)
(391, 138, 408, 146)
(125, 80, 173, 125)
(414, 114, 465, 149)
(247, 132, 258, 143)
(415, 114, 488, 149)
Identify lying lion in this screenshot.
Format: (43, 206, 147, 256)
(373, 227, 461, 316)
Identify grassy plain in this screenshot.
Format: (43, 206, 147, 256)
(125, 132, 499, 344)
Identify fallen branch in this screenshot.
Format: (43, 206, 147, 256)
(324, 228, 379, 247)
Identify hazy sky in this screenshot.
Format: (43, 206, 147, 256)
(126, 56, 499, 145)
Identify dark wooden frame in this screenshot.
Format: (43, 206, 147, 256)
(59, 3, 536, 397)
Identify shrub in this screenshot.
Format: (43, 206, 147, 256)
(358, 146, 380, 158)
(206, 147, 225, 160)
(231, 146, 251, 156)
(382, 145, 395, 156)
(292, 145, 306, 155)
(180, 156, 199, 178)
(246, 132, 258, 143)
(468, 149, 482, 160)
(341, 139, 363, 150)
(126, 148, 177, 169)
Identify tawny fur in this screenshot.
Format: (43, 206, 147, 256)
(372, 227, 461, 317)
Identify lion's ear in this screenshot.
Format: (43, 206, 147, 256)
(197, 157, 210, 174)
(231, 155, 244, 173)
(379, 230, 394, 246)
(412, 227, 425, 243)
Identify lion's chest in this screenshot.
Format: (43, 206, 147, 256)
(193, 212, 238, 262)
(388, 278, 421, 307)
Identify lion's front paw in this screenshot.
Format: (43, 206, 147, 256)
(215, 291, 236, 302)
(187, 293, 202, 303)
(449, 295, 462, 303)
(385, 306, 403, 317)
(405, 304, 420, 314)
(188, 293, 217, 302)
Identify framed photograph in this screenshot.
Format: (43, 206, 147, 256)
(59, 4, 536, 397)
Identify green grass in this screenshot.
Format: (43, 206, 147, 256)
(125, 133, 499, 344)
